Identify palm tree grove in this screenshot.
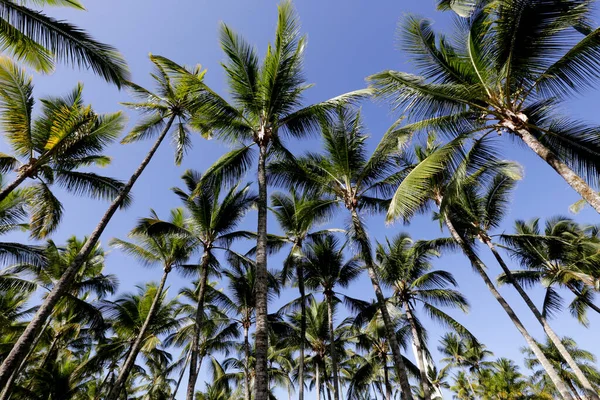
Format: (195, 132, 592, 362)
(3, 0, 600, 399)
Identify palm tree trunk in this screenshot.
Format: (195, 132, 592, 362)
(325, 293, 340, 400)
(383, 362, 392, 400)
(187, 251, 211, 400)
(244, 324, 251, 400)
(464, 371, 476, 399)
(482, 235, 600, 400)
(567, 284, 600, 314)
(296, 260, 306, 400)
(349, 208, 414, 400)
(0, 114, 177, 389)
(316, 362, 321, 400)
(170, 350, 191, 400)
(516, 127, 600, 213)
(254, 142, 270, 400)
(0, 171, 29, 203)
(106, 269, 170, 400)
(442, 213, 574, 399)
(404, 304, 432, 399)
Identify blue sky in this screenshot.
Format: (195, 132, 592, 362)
(3, 0, 600, 398)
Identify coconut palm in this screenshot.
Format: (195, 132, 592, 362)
(386, 132, 579, 399)
(105, 208, 196, 400)
(303, 234, 361, 400)
(376, 233, 472, 398)
(190, 3, 367, 396)
(370, 0, 600, 214)
(269, 107, 415, 398)
(270, 188, 338, 400)
(501, 217, 600, 323)
(478, 358, 532, 400)
(0, 0, 129, 83)
(523, 337, 600, 399)
(0, 57, 127, 238)
(0, 54, 207, 389)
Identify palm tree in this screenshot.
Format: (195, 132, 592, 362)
(0, 0, 128, 83)
(269, 107, 414, 398)
(452, 170, 600, 397)
(0, 57, 128, 238)
(303, 234, 361, 400)
(376, 233, 471, 398)
(370, 1, 600, 213)
(385, 134, 578, 399)
(105, 208, 196, 400)
(523, 337, 600, 399)
(501, 217, 600, 323)
(144, 169, 255, 400)
(0, 54, 207, 389)
(191, 3, 367, 396)
(478, 358, 533, 400)
(270, 188, 338, 400)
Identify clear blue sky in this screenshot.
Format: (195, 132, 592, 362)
(3, 0, 600, 398)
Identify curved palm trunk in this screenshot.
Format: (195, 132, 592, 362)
(106, 268, 170, 400)
(296, 256, 306, 400)
(404, 304, 432, 399)
(0, 114, 177, 389)
(254, 142, 270, 400)
(0, 171, 30, 203)
(170, 349, 191, 400)
(482, 236, 600, 400)
(349, 209, 414, 400)
(244, 324, 251, 400)
(516, 127, 600, 214)
(442, 213, 574, 399)
(325, 293, 340, 400)
(186, 251, 211, 400)
(383, 361, 392, 400)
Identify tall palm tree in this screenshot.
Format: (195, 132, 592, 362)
(452, 170, 600, 397)
(269, 107, 415, 398)
(145, 169, 255, 400)
(0, 0, 129, 83)
(191, 3, 367, 396)
(385, 135, 577, 399)
(523, 337, 600, 399)
(0, 54, 207, 389)
(376, 233, 472, 398)
(478, 358, 532, 400)
(370, 0, 600, 213)
(303, 234, 361, 400)
(270, 188, 338, 400)
(105, 208, 196, 400)
(0, 57, 127, 238)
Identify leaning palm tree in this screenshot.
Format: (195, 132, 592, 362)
(0, 57, 127, 238)
(0, 54, 207, 389)
(190, 3, 367, 396)
(370, 1, 600, 213)
(270, 188, 338, 400)
(0, 0, 129, 83)
(303, 234, 361, 400)
(376, 233, 472, 398)
(105, 208, 196, 400)
(269, 107, 414, 398)
(385, 134, 578, 399)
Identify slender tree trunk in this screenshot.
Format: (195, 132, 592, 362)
(442, 213, 574, 399)
(170, 349, 191, 400)
(316, 363, 321, 400)
(107, 269, 170, 400)
(482, 236, 600, 400)
(383, 362, 392, 400)
(567, 284, 600, 314)
(567, 380, 583, 400)
(404, 304, 432, 399)
(515, 127, 600, 214)
(464, 371, 476, 399)
(0, 114, 177, 389)
(244, 324, 251, 400)
(0, 171, 30, 203)
(296, 258, 306, 400)
(254, 143, 269, 400)
(325, 293, 340, 400)
(187, 251, 211, 400)
(349, 208, 414, 400)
